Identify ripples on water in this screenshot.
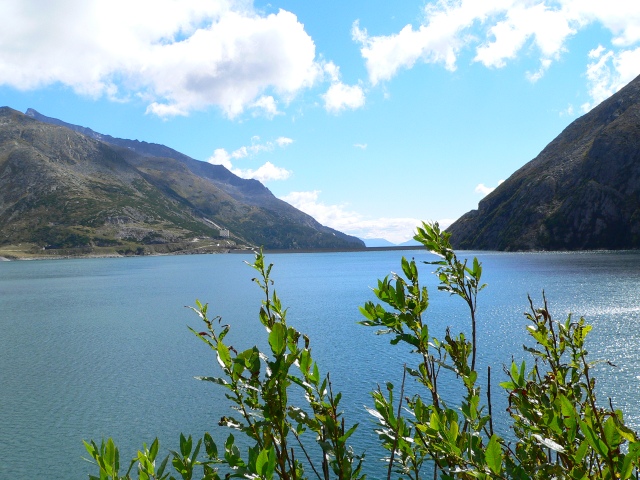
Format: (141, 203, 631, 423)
(1, 250, 640, 478)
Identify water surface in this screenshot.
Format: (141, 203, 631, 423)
(1, 250, 640, 478)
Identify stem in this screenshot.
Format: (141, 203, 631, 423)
(582, 354, 616, 474)
(326, 373, 345, 479)
(466, 282, 478, 373)
(291, 448, 297, 480)
(291, 429, 323, 480)
(387, 365, 407, 480)
(422, 353, 440, 409)
(487, 365, 494, 437)
(321, 425, 329, 480)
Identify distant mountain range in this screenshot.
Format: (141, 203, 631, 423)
(11, 69, 638, 258)
(448, 74, 640, 251)
(0, 107, 364, 257)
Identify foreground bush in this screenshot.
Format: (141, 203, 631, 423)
(85, 222, 640, 479)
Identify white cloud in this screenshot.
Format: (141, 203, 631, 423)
(276, 137, 294, 147)
(475, 2, 576, 69)
(352, 1, 514, 84)
(354, 143, 367, 149)
(0, 0, 321, 118)
(209, 148, 233, 169)
(207, 135, 293, 182)
(525, 58, 552, 83)
(321, 61, 366, 113)
(323, 82, 366, 113)
(581, 45, 640, 111)
(354, 0, 640, 93)
(562, 0, 640, 46)
(251, 96, 281, 118)
(234, 161, 292, 182)
(588, 44, 607, 59)
(280, 190, 422, 244)
(475, 180, 504, 196)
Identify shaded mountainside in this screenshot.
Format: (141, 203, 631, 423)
(0, 107, 363, 256)
(448, 74, 640, 251)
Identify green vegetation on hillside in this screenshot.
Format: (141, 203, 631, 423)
(85, 223, 640, 479)
(1, 107, 365, 254)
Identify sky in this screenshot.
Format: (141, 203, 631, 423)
(1, 1, 640, 244)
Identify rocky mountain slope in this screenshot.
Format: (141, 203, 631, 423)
(0, 107, 363, 257)
(447, 74, 640, 251)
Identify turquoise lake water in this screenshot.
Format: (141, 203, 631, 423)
(1, 249, 640, 479)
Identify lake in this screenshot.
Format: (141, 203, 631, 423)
(1, 249, 640, 478)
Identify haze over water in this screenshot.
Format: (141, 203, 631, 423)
(1, 249, 640, 479)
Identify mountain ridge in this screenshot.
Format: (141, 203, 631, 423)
(0, 107, 364, 257)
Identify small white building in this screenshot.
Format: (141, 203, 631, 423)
(219, 229, 230, 238)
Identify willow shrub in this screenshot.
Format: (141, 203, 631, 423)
(85, 222, 640, 479)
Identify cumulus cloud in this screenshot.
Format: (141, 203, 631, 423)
(475, 2, 576, 68)
(354, 143, 367, 149)
(208, 136, 293, 182)
(280, 190, 422, 244)
(321, 62, 366, 113)
(0, 0, 321, 118)
(353, 0, 640, 104)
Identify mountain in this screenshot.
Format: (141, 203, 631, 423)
(361, 238, 397, 247)
(0, 107, 363, 257)
(447, 74, 640, 251)
(399, 238, 421, 247)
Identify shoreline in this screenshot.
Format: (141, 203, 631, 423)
(2, 245, 637, 261)
(0, 245, 427, 261)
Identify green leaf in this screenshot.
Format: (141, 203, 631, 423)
(203, 432, 217, 459)
(180, 433, 192, 457)
(268, 323, 286, 355)
(217, 342, 232, 368)
(484, 434, 502, 474)
(149, 438, 159, 460)
(255, 448, 270, 476)
(580, 420, 608, 457)
(604, 415, 620, 447)
(339, 423, 359, 443)
(621, 443, 640, 479)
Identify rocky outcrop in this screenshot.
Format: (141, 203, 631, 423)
(447, 74, 640, 251)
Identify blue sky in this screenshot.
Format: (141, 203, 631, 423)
(2, 1, 640, 243)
